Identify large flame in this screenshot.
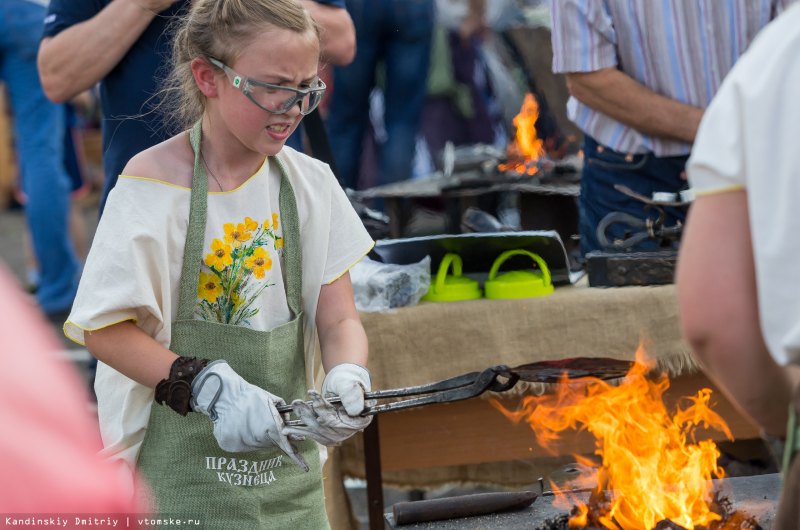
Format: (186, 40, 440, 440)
(493, 345, 734, 529)
(498, 92, 545, 176)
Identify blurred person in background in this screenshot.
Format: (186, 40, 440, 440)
(38, 0, 355, 217)
(415, 0, 508, 173)
(550, 0, 794, 256)
(676, 5, 800, 527)
(0, 0, 81, 321)
(19, 97, 96, 296)
(325, 0, 436, 198)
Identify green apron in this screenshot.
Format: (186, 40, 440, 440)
(137, 121, 329, 530)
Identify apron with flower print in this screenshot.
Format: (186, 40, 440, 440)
(136, 121, 329, 529)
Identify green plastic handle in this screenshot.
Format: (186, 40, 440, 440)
(434, 253, 463, 292)
(488, 249, 552, 287)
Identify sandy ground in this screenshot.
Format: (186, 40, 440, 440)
(0, 196, 98, 290)
(0, 205, 33, 287)
(0, 196, 98, 345)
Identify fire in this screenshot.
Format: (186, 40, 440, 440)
(493, 345, 734, 529)
(498, 92, 546, 176)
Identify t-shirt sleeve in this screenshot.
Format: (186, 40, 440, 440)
(551, 0, 618, 74)
(65, 179, 179, 346)
(686, 73, 747, 196)
(322, 178, 375, 284)
(43, 0, 100, 38)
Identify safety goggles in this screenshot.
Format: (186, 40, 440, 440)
(208, 57, 326, 116)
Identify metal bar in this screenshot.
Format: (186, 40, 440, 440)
(391, 491, 538, 525)
(364, 417, 385, 530)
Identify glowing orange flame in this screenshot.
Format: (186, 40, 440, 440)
(498, 92, 545, 176)
(493, 345, 734, 529)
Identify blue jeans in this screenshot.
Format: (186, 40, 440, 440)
(326, 0, 434, 194)
(0, 0, 80, 313)
(580, 135, 689, 255)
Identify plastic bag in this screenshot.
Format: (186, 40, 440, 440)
(350, 256, 431, 312)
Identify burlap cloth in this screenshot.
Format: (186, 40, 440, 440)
(336, 282, 698, 489)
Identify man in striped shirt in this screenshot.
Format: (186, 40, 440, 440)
(550, 0, 794, 256)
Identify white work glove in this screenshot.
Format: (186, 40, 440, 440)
(322, 363, 372, 416)
(190, 360, 308, 471)
(282, 363, 373, 446)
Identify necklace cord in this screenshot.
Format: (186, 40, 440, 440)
(200, 150, 224, 191)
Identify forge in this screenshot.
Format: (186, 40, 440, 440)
(385, 347, 781, 530)
(383, 473, 781, 529)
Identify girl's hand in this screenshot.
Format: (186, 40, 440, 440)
(282, 390, 372, 446)
(321, 363, 371, 416)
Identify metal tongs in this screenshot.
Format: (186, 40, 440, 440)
(277, 365, 520, 428)
(277, 357, 635, 427)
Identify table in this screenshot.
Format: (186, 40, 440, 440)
(335, 283, 761, 529)
(354, 169, 580, 242)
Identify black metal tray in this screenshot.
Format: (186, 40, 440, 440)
(370, 230, 576, 286)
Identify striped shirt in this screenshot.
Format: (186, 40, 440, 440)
(551, 0, 793, 156)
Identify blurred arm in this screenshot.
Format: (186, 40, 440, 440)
(566, 67, 704, 144)
(676, 191, 794, 436)
(302, 0, 356, 65)
(38, 0, 178, 103)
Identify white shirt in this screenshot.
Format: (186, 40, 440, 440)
(687, 4, 800, 365)
(66, 147, 374, 470)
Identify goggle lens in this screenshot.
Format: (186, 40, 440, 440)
(245, 81, 325, 116)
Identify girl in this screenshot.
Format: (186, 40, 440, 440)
(64, 1, 374, 528)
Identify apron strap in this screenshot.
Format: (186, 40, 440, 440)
(274, 154, 303, 317)
(176, 121, 209, 321)
(176, 119, 303, 321)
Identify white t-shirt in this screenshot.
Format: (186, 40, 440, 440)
(66, 146, 374, 469)
(687, 4, 800, 366)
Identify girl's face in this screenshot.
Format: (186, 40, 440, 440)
(214, 26, 320, 157)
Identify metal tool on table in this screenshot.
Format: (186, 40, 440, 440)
(596, 184, 691, 252)
(388, 478, 600, 526)
(278, 357, 635, 427)
(587, 183, 693, 287)
(391, 490, 539, 525)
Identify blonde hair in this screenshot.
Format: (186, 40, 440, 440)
(161, 0, 320, 132)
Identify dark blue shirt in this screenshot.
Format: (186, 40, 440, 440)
(43, 0, 345, 213)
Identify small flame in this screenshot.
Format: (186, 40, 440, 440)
(492, 345, 734, 529)
(498, 92, 546, 176)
